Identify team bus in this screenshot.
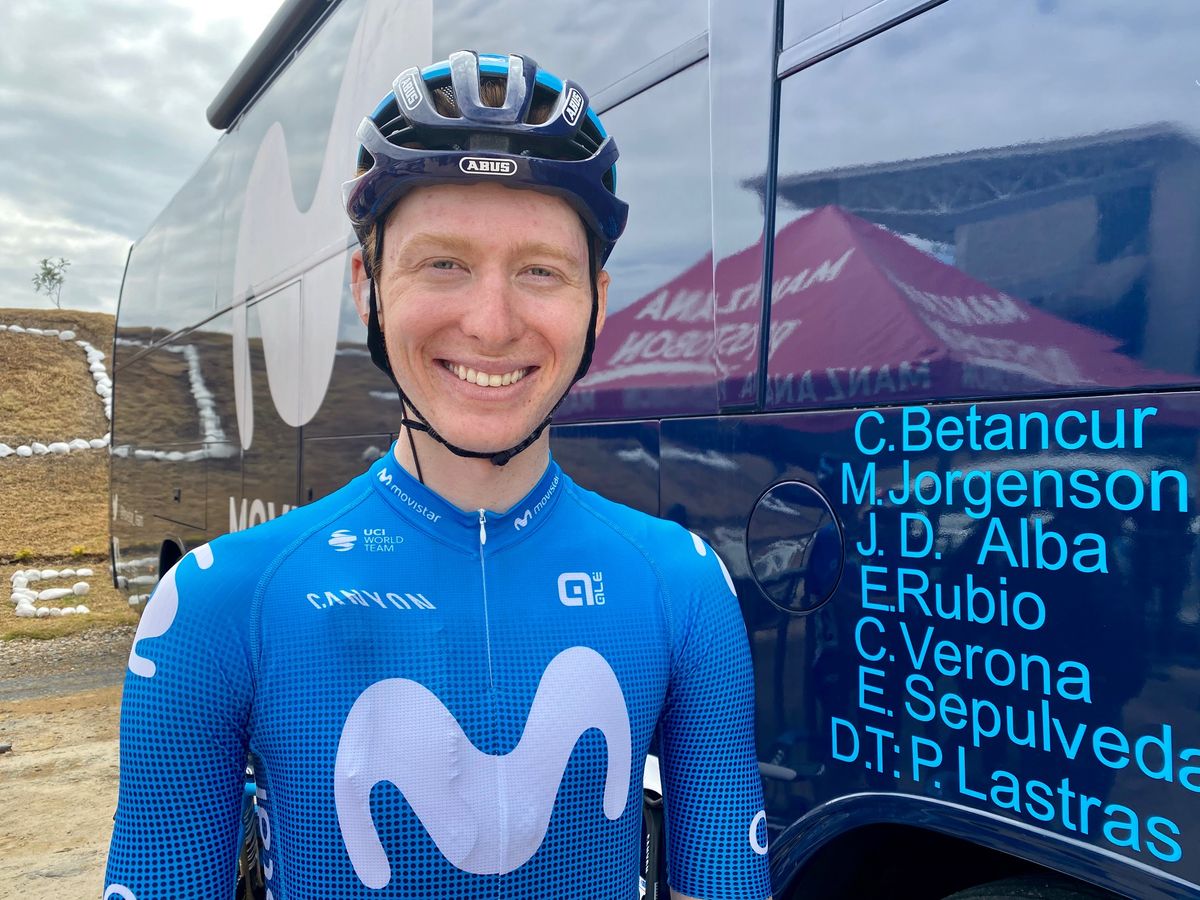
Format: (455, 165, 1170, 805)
(109, 0, 1200, 896)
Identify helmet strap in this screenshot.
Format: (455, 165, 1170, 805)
(364, 220, 600, 468)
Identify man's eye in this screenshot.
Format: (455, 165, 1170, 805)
(430, 259, 459, 270)
(526, 266, 556, 278)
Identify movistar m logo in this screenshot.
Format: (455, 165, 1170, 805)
(377, 467, 441, 522)
(128, 543, 215, 679)
(514, 472, 559, 530)
(334, 646, 631, 885)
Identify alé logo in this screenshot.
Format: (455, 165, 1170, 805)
(334, 646, 631, 886)
(558, 571, 605, 606)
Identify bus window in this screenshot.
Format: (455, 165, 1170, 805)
(559, 60, 716, 422)
(432, 0, 707, 93)
(766, 0, 1200, 412)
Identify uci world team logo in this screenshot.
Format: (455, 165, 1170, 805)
(329, 529, 357, 552)
(334, 646, 631, 886)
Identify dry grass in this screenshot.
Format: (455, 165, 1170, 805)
(0, 308, 137, 640)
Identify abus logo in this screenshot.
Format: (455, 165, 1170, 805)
(558, 571, 605, 606)
(329, 529, 357, 552)
(335, 646, 630, 884)
(399, 72, 422, 110)
(563, 88, 584, 126)
(514, 510, 532, 530)
(460, 157, 517, 176)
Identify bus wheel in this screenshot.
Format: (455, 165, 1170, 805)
(941, 875, 1121, 900)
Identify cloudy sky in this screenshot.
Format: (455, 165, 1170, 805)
(0, 0, 283, 314)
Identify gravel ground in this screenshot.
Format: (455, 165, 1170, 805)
(0, 628, 135, 899)
(0, 626, 133, 702)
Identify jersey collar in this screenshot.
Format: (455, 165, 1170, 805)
(366, 443, 566, 551)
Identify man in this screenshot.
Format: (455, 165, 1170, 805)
(105, 51, 772, 900)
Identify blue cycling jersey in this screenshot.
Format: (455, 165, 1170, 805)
(104, 448, 771, 900)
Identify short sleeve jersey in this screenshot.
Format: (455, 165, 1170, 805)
(104, 448, 771, 900)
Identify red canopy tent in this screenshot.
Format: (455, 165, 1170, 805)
(562, 205, 1180, 419)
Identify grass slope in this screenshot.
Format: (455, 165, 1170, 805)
(0, 307, 139, 639)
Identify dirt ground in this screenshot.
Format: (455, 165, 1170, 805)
(0, 628, 133, 900)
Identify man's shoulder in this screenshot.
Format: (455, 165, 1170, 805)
(564, 481, 719, 579)
(202, 470, 376, 587)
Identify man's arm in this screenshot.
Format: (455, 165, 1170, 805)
(656, 532, 773, 900)
(103, 544, 254, 900)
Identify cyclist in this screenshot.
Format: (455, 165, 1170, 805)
(104, 51, 772, 900)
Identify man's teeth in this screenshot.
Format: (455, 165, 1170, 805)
(445, 362, 528, 387)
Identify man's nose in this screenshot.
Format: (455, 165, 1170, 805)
(460, 269, 522, 346)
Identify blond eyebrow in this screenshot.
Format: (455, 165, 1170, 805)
(395, 232, 587, 272)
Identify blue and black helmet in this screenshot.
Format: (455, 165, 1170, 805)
(344, 51, 629, 264)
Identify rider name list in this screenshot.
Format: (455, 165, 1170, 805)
(831, 404, 1198, 867)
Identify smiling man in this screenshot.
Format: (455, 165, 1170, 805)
(105, 51, 771, 900)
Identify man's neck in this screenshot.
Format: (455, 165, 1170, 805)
(391, 428, 550, 514)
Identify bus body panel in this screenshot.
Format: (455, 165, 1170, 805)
(110, 0, 1200, 894)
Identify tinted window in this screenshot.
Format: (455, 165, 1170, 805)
(558, 61, 715, 421)
(766, 0, 1200, 411)
(153, 153, 228, 336)
(433, 0, 706, 93)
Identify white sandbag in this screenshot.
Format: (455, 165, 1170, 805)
(26, 327, 44, 335)
(43, 329, 59, 337)
(72, 582, 89, 596)
(0, 444, 12, 457)
(38, 588, 73, 601)
(59, 569, 75, 577)
(75, 604, 90, 614)
(48, 442, 70, 455)
(11, 589, 36, 603)
(20, 571, 39, 583)
(0, 324, 7, 331)
(61, 606, 76, 615)
(76, 568, 94, 577)
(48, 607, 63, 617)
(16, 445, 33, 457)
(35, 607, 50, 617)
(11, 575, 27, 589)
(68, 439, 90, 451)
(14, 605, 35, 618)
(89, 438, 108, 449)
(40, 570, 58, 579)
(31, 443, 48, 455)
(8, 325, 24, 333)
(58, 330, 75, 340)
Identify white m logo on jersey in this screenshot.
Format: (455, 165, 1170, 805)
(334, 646, 631, 886)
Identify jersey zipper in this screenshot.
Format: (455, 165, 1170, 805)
(477, 509, 506, 887)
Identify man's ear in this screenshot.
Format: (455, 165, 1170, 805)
(594, 269, 610, 337)
(350, 247, 370, 326)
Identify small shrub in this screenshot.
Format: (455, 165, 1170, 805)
(13, 548, 33, 562)
(70, 545, 86, 559)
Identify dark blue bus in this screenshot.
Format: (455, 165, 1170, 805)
(110, 0, 1200, 896)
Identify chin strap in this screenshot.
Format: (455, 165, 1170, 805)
(365, 223, 599, 468)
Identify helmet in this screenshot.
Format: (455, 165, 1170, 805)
(343, 51, 628, 468)
(344, 50, 628, 264)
